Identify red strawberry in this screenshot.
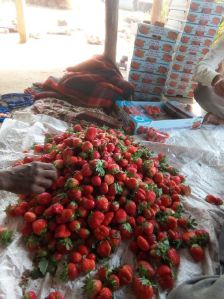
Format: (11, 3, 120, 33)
(195, 229, 209, 246)
(82, 141, 93, 152)
(97, 240, 111, 258)
(167, 248, 180, 267)
(142, 221, 154, 236)
(156, 265, 174, 289)
(78, 244, 89, 256)
(205, 194, 223, 205)
(67, 263, 79, 280)
(189, 244, 205, 262)
(114, 209, 127, 224)
(84, 277, 102, 299)
(55, 225, 71, 238)
(125, 200, 137, 216)
(94, 225, 110, 241)
(32, 219, 47, 235)
(24, 212, 37, 223)
(96, 196, 109, 211)
(47, 291, 64, 299)
(167, 216, 177, 230)
(132, 275, 154, 299)
(102, 212, 114, 226)
(85, 127, 97, 141)
(88, 211, 105, 229)
(81, 258, 96, 273)
(100, 182, 109, 194)
(104, 174, 115, 185)
(65, 178, 79, 189)
(137, 236, 150, 251)
(137, 260, 155, 278)
(70, 251, 82, 263)
(97, 265, 110, 281)
(182, 231, 197, 246)
(118, 264, 133, 285)
(91, 175, 102, 187)
(37, 192, 52, 205)
(73, 124, 82, 132)
(78, 228, 90, 240)
(108, 274, 120, 290)
(125, 178, 139, 190)
(68, 220, 81, 232)
(120, 223, 133, 239)
(23, 291, 37, 299)
(96, 287, 112, 299)
(109, 229, 121, 249)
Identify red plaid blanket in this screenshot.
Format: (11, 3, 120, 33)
(25, 55, 134, 108)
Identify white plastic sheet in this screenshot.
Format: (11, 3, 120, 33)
(0, 115, 223, 299)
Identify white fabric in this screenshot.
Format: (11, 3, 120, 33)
(0, 115, 224, 298)
(194, 35, 224, 86)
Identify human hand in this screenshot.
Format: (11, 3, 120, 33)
(0, 162, 57, 194)
(212, 75, 224, 97)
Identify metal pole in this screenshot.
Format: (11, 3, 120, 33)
(104, 0, 119, 64)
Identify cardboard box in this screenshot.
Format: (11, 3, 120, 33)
(134, 36, 176, 53)
(165, 80, 197, 91)
(171, 60, 198, 74)
(132, 47, 173, 63)
(164, 87, 195, 98)
(180, 33, 214, 46)
(130, 59, 170, 75)
(129, 70, 167, 85)
(183, 22, 218, 37)
(176, 43, 209, 55)
(137, 23, 180, 43)
(132, 82, 164, 95)
(134, 92, 161, 102)
(115, 100, 203, 132)
(166, 70, 194, 83)
(187, 12, 223, 26)
(173, 51, 204, 64)
(190, 0, 224, 15)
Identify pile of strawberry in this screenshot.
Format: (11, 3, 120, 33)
(6, 125, 209, 299)
(137, 127, 170, 143)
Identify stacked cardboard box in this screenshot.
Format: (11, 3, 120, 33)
(129, 22, 180, 101)
(164, 0, 224, 98)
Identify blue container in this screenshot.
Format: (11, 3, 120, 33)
(1, 93, 34, 109)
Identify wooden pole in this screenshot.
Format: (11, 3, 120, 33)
(15, 0, 27, 43)
(104, 0, 119, 64)
(151, 0, 163, 24)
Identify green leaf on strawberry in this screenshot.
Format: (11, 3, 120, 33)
(95, 160, 105, 176)
(38, 258, 49, 275)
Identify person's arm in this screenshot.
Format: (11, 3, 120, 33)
(0, 162, 57, 194)
(194, 36, 224, 87)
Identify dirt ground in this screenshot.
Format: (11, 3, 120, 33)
(0, 0, 147, 95)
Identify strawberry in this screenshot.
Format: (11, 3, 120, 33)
(82, 185, 94, 195)
(91, 175, 102, 187)
(37, 192, 52, 205)
(32, 219, 47, 235)
(100, 182, 109, 194)
(73, 124, 82, 132)
(95, 196, 109, 211)
(104, 174, 115, 185)
(80, 258, 96, 273)
(85, 127, 97, 141)
(137, 236, 150, 251)
(82, 141, 93, 152)
(47, 291, 64, 299)
(78, 244, 89, 256)
(55, 224, 71, 238)
(70, 251, 82, 263)
(97, 240, 111, 258)
(142, 221, 154, 236)
(182, 231, 197, 246)
(156, 265, 174, 289)
(68, 220, 81, 232)
(119, 223, 133, 239)
(96, 287, 112, 299)
(97, 265, 110, 281)
(88, 211, 105, 229)
(107, 274, 120, 290)
(137, 260, 155, 278)
(84, 277, 102, 299)
(102, 212, 114, 226)
(79, 228, 90, 240)
(125, 178, 139, 190)
(94, 225, 110, 241)
(118, 264, 133, 285)
(132, 275, 154, 299)
(23, 291, 37, 299)
(195, 229, 209, 246)
(125, 200, 137, 216)
(109, 229, 121, 249)
(114, 209, 127, 224)
(65, 178, 79, 189)
(24, 212, 37, 223)
(160, 195, 172, 207)
(153, 172, 164, 184)
(189, 244, 205, 262)
(205, 194, 223, 205)
(167, 248, 180, 267)
(67, 262, 79, 280)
